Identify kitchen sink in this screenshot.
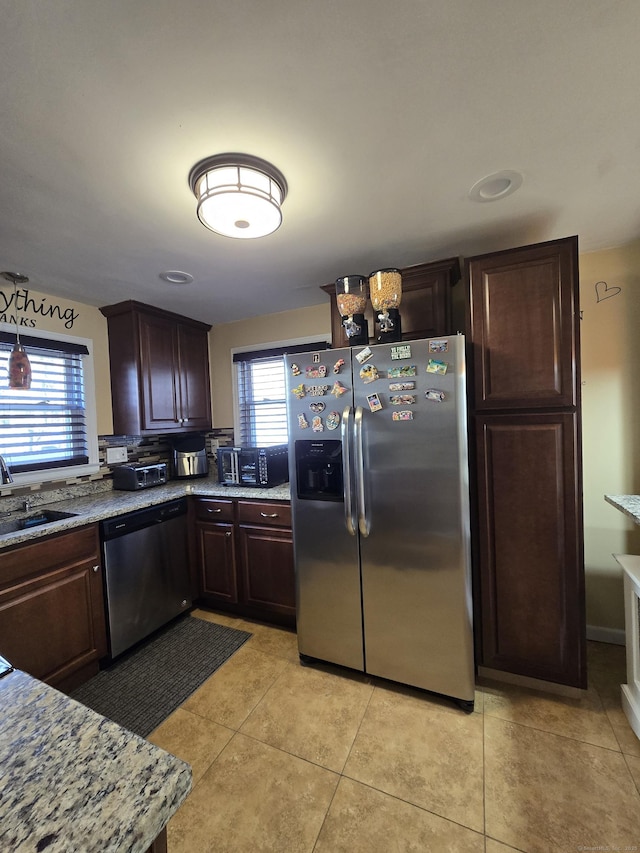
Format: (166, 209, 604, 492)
(0, 509, 78, 537)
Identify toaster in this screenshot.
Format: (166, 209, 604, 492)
(112, 463, 167, 491)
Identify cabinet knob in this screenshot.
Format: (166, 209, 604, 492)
(92, 565, 100, 573)
(260, 512, 279, 518)
(208, 507, 222, 513)
(225, 531, 232, 537)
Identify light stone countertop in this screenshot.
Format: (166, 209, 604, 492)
(0, 476, 291, 550)
(0, 667, 191, 853)
(604, 495, 640, 525)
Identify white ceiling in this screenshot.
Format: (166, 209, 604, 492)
(2, 0, 639, 327)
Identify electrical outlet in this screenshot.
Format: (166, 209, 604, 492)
(106, 446, 128, 464)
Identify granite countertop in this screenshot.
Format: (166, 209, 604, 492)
(0, 667, 191, 853)
(0, 476, 291, 550)
(604, 495, 640, 525)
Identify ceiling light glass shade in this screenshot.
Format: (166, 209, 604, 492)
(8, 342, 32, 389)
(1, 271, 32, 389)
(189, 154, 288, 239)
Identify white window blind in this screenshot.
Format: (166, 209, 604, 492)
(236, 355, 288, 446)
(234, 342, 329, 447)
(0, 334, 90, 473)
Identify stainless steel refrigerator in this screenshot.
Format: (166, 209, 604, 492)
(285, 335, 475, 710)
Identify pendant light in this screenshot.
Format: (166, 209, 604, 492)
(188, 153, 288, 239)
(1, 271, 32, 390)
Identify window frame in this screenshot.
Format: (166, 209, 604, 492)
(0, 322, 99, 486)
(232, 334, 329, 447)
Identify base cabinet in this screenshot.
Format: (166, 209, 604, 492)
(0, 525, 107, 691)
(195, 498, 295, 626)
(475, 412, 584, 686)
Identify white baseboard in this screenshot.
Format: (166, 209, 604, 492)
(586, 624, 626, 645)
(621, 685, 640, 741)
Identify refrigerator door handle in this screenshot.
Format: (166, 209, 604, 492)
(354, 406, 370, 537)
(341, 405, 356, 536)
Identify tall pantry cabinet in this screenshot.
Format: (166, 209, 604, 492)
(466, 236, 586, 689)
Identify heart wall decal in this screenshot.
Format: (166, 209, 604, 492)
(595, 280, 622, 302)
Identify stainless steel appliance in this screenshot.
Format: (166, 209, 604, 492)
(172, 434, 209, 479)
(217, 444, 289, 487)
(112, 462, 167, 491)
(286, 335, 474, 710)
(100, 498, 192, 658)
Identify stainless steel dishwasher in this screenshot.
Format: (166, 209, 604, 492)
(100, 498, 192, 658)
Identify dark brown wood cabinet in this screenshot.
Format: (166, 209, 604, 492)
(0, 525, 107, 691)
(194, 497, 295, 627)
(321, 257, 461, 347)
(100, 300, 212, 435)
(467, 236, 586, 689)
(194, 498, 237, 604)
(237, 501, 295, 621)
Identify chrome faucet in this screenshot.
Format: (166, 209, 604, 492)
(0, 456, 13, 485)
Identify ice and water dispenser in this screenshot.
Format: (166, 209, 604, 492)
(295, 440, 343, 501)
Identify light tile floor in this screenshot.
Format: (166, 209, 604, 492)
(148, 610, 640, 853)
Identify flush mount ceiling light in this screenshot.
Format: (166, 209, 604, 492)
(468, 170, 523, 203)
(188, 153, 288, 239)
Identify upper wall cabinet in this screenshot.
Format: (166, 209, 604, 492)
(321, 257, 461, 348)
(100, 301, 212, 435)
(467, 237, 579, 410)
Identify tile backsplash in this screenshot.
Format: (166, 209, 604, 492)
(0, 428, 235, 510)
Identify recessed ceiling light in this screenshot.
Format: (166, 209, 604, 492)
(468, 170, 523, 203)
(159, 271, 194, 285)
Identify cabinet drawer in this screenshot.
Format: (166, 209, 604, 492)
(1, 525, 99, 587)
(195, 498, 235, 523)
(237, 501, 291, 528)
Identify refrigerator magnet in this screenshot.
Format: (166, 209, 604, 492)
(312, 352, 321, 363)
(305, 364, 327, 378)
(307, 384, 329, 396)
(298, 413, 310, 429)
(309, 401, 326, 413)
(333, 358, 345, 374)
(290, 363, 301, 376)
(388, 365, 417, 378)
(425, 389, 446, 403)
(326, 411, 341, 430)
(426, 359, 448, 375)
(355, 346, 373, 364)
(366, 393, 383, 412)
(390, 394, 416, 405)
(389, 381, 416, 391)
(429, 340, 449, 353)
(331, 380, 348, 397)
(292, 383, 306, 399)
(359, 364, 379, 383)
(392, 410, 413, 421)
(390, 344, 412, 360)
(312, 416, 324, 432)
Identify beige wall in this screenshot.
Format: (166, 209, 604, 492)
(579, 239, 640, 633)
(1, 284, 113, 434)
(209, 303, 332, 428)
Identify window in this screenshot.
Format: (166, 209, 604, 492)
(0, 326, 98, 482)
(234, 340, 328, 447)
